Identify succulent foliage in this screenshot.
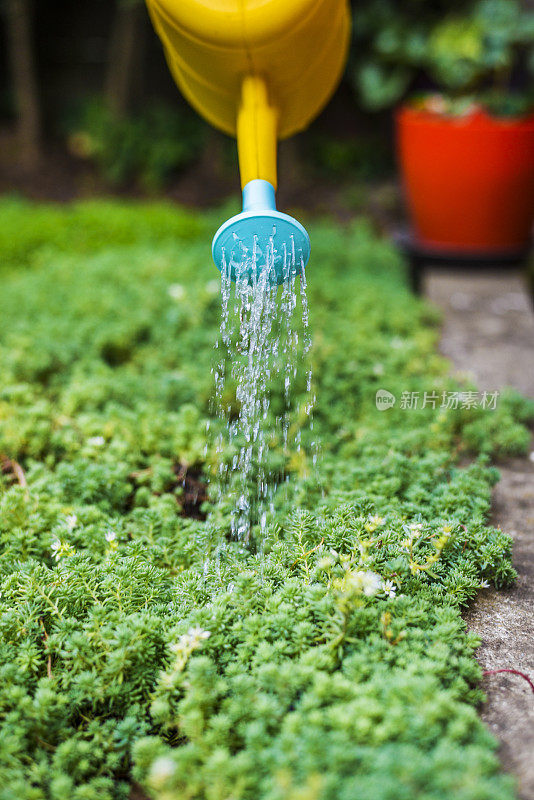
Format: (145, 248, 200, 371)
(0, 200, 532, 799)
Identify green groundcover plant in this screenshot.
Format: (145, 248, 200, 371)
(0, 198, 532, 800)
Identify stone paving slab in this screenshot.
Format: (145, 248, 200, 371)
(425, 269, 534, 800)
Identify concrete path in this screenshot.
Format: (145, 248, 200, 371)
(424, 269, 534, 800)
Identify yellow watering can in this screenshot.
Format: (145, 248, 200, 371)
(146, 0, 351, 283)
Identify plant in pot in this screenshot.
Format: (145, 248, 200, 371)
(351, 0, 534, 254)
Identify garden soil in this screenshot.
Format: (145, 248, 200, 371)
(425, 268, 534, 800)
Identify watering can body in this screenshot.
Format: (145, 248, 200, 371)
(146, 0, 350, 188)
(146, 0, 351, 282)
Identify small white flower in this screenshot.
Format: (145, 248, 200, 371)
(365, 514, 385, 532)
(188, 626, 211, 642)
(172, 627, 211, 652)
(370, 515, 385, 525)
(87, 436, 105, 447)
(150, 756, 176, 786)
(65, 514, 77, 532)
(348, 570, 382, 597)
(382, 579, 397, 598)
(105, 530, 117, 543)
(479, 579, 490, 589)
(318, 555, 335, 570)
(206, 279, 220, 295)
(409, 522, 424, 532)
(168, 283, 186, 301)
(50, 538, 75, 562)
(171, 627, 211, 660)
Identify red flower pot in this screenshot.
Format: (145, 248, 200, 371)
(396, 104, 534, 253)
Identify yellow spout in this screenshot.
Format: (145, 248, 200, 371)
(146, 0, 350, 189)
(237, 76, 278, 190)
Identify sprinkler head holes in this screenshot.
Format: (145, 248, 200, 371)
(212, 212, 310, 286)
(212, 180, 310, 286)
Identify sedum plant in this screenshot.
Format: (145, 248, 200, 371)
(0, 199, 532, 800)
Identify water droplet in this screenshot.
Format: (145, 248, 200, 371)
(211, 231, 315, 543)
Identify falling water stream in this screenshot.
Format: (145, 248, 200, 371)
(213, 232, 314, 542)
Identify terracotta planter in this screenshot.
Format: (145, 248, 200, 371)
(396, 104, 534, 253)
